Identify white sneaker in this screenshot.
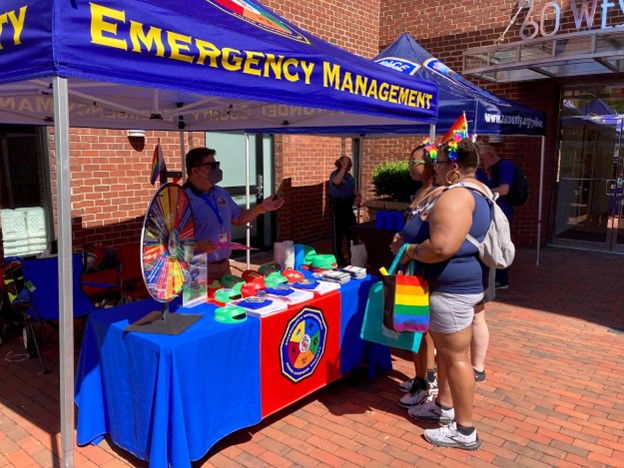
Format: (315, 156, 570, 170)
(424, 422, 481, 450)
(398, 378, 414, 393)
(399, 388, 429, 408)
(428, 377, 439, 396)
(408, 399, 454, 425)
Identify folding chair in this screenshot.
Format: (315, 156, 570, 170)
(117, 244, 150, 302)
(80, 245, 123, 307)
(12, 253, 97, 373)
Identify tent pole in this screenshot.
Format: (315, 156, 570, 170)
(357, 135, 364, 223)
(245, 133, 251, 269)
(53, 76, 75, 468)
(429, 124, 436, 141)
(179, 130, 186, 182)
(536, 135, 545, 266)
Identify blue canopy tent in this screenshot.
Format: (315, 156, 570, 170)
(374, 33, 548, 264)
(374, 33, 545, 137)
(0, 2, 439, 465)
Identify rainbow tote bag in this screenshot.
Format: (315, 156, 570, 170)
(381, 244, 430, 333)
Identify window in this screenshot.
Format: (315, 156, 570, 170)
(1, 125, 51, 257)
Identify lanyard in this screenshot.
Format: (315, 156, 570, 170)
(199, 192, 224, 226)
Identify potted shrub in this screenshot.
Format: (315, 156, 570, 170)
(365, 161, 421, 217)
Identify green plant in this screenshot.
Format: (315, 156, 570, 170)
(371, 161, 421, 202)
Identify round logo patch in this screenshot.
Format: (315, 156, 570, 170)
(423, 58, 509, 107)
(279, 306, 327, 383)
(206, 0, 309, 44)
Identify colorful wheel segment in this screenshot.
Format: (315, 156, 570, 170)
(141, 183, 195, 302)
(286, 318, 321, 369)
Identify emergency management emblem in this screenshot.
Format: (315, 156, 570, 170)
(206, 0, 309, 44)
(279, 306, 327, 383)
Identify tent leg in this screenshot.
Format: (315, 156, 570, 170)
(536, 136, 545, 266)
(179, 129, 187, 183)
(245, 133, 251, 269)
(53, 76, 75, 468)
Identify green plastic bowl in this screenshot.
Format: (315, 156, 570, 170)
(310, 254, 337, 270)
(214, 305, 247, 324)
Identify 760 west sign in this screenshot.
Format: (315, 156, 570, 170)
(519, 0, 624, 40)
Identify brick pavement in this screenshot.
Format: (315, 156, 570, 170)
(0, 246, 623, 467)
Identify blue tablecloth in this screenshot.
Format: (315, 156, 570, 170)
(75, 276, 390, 467)
(75, 300, 261, 468)
(338, 275, 392, 376)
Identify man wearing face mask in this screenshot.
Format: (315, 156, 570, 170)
(184, 147, 285, 281)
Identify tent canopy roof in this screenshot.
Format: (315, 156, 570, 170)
(0, 0, 438, 132)
(374, 34, 546, 136)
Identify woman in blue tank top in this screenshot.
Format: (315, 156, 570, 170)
(390, 136, 490, 450)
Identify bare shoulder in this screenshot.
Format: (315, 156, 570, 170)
(436, 183, 477, 210)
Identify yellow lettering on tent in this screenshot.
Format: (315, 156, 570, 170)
(0, 14, 8, 50)
(283, 58, 299, 82)
(222, 48, 243, 71)
(264, 54, 284, 79)
(243, 51, 264, 76)
(399, 87, 410, 105)
(323, 62, 341, 89)
(129, 21, 165, 57)
(416, 92, 425, 108)
(90, 3, 128, 51)
(167, 31, 193, 63)
(0, 6, 27, 50)
(340, 72, 354, 93)
(300, 61, 314, 85)
(85, 4, 434, 110)
(195, 39, 220, 67)
(388, 84, 399, 103)
(378, 82, 389, 101)
(355, 75, 368, 95)
(366, 80, 378, 99)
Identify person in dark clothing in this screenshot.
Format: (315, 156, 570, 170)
(478, 144, 514, 289)
(328, 156, 361, 266)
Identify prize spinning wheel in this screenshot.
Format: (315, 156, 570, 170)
(125, 183, 202, 335)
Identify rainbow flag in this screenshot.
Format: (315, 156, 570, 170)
(149, 143, 166, 185)
(440, 113, 469, 144)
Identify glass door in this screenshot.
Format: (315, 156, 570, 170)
(556, 87, 624, 252)
(607, 125, 624, 251)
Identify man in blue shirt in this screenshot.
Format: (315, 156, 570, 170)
(328, 156, 361, 266)
(184, 147, 285, 281)
(479, 144, 514, 289)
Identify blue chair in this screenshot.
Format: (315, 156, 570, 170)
(13, 253, 97, 373)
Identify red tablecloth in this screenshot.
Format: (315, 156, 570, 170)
(259, 291, 342, 418)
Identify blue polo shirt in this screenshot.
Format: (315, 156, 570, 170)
(185, 183, 241, 263)
(328, 170, 355, 200)
(488, 159, 515, 221)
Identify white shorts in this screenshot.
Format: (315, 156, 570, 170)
(429, 292, 484, 334)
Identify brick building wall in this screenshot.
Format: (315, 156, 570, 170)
(46, 129, 205, 250)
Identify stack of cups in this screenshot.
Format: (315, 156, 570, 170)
(283, 240, 295, 270)
(274, 242, 285, 270)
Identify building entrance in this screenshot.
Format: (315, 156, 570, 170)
(555, 85, 624, 252)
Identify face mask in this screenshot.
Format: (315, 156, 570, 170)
(207, 167, 223, 185)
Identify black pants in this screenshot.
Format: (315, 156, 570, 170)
(330, 198, 358, 265)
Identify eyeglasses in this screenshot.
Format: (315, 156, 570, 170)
(433, 159, 453, 165)
(408, 159, 426, 168)
(195, 161, 220, 169)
